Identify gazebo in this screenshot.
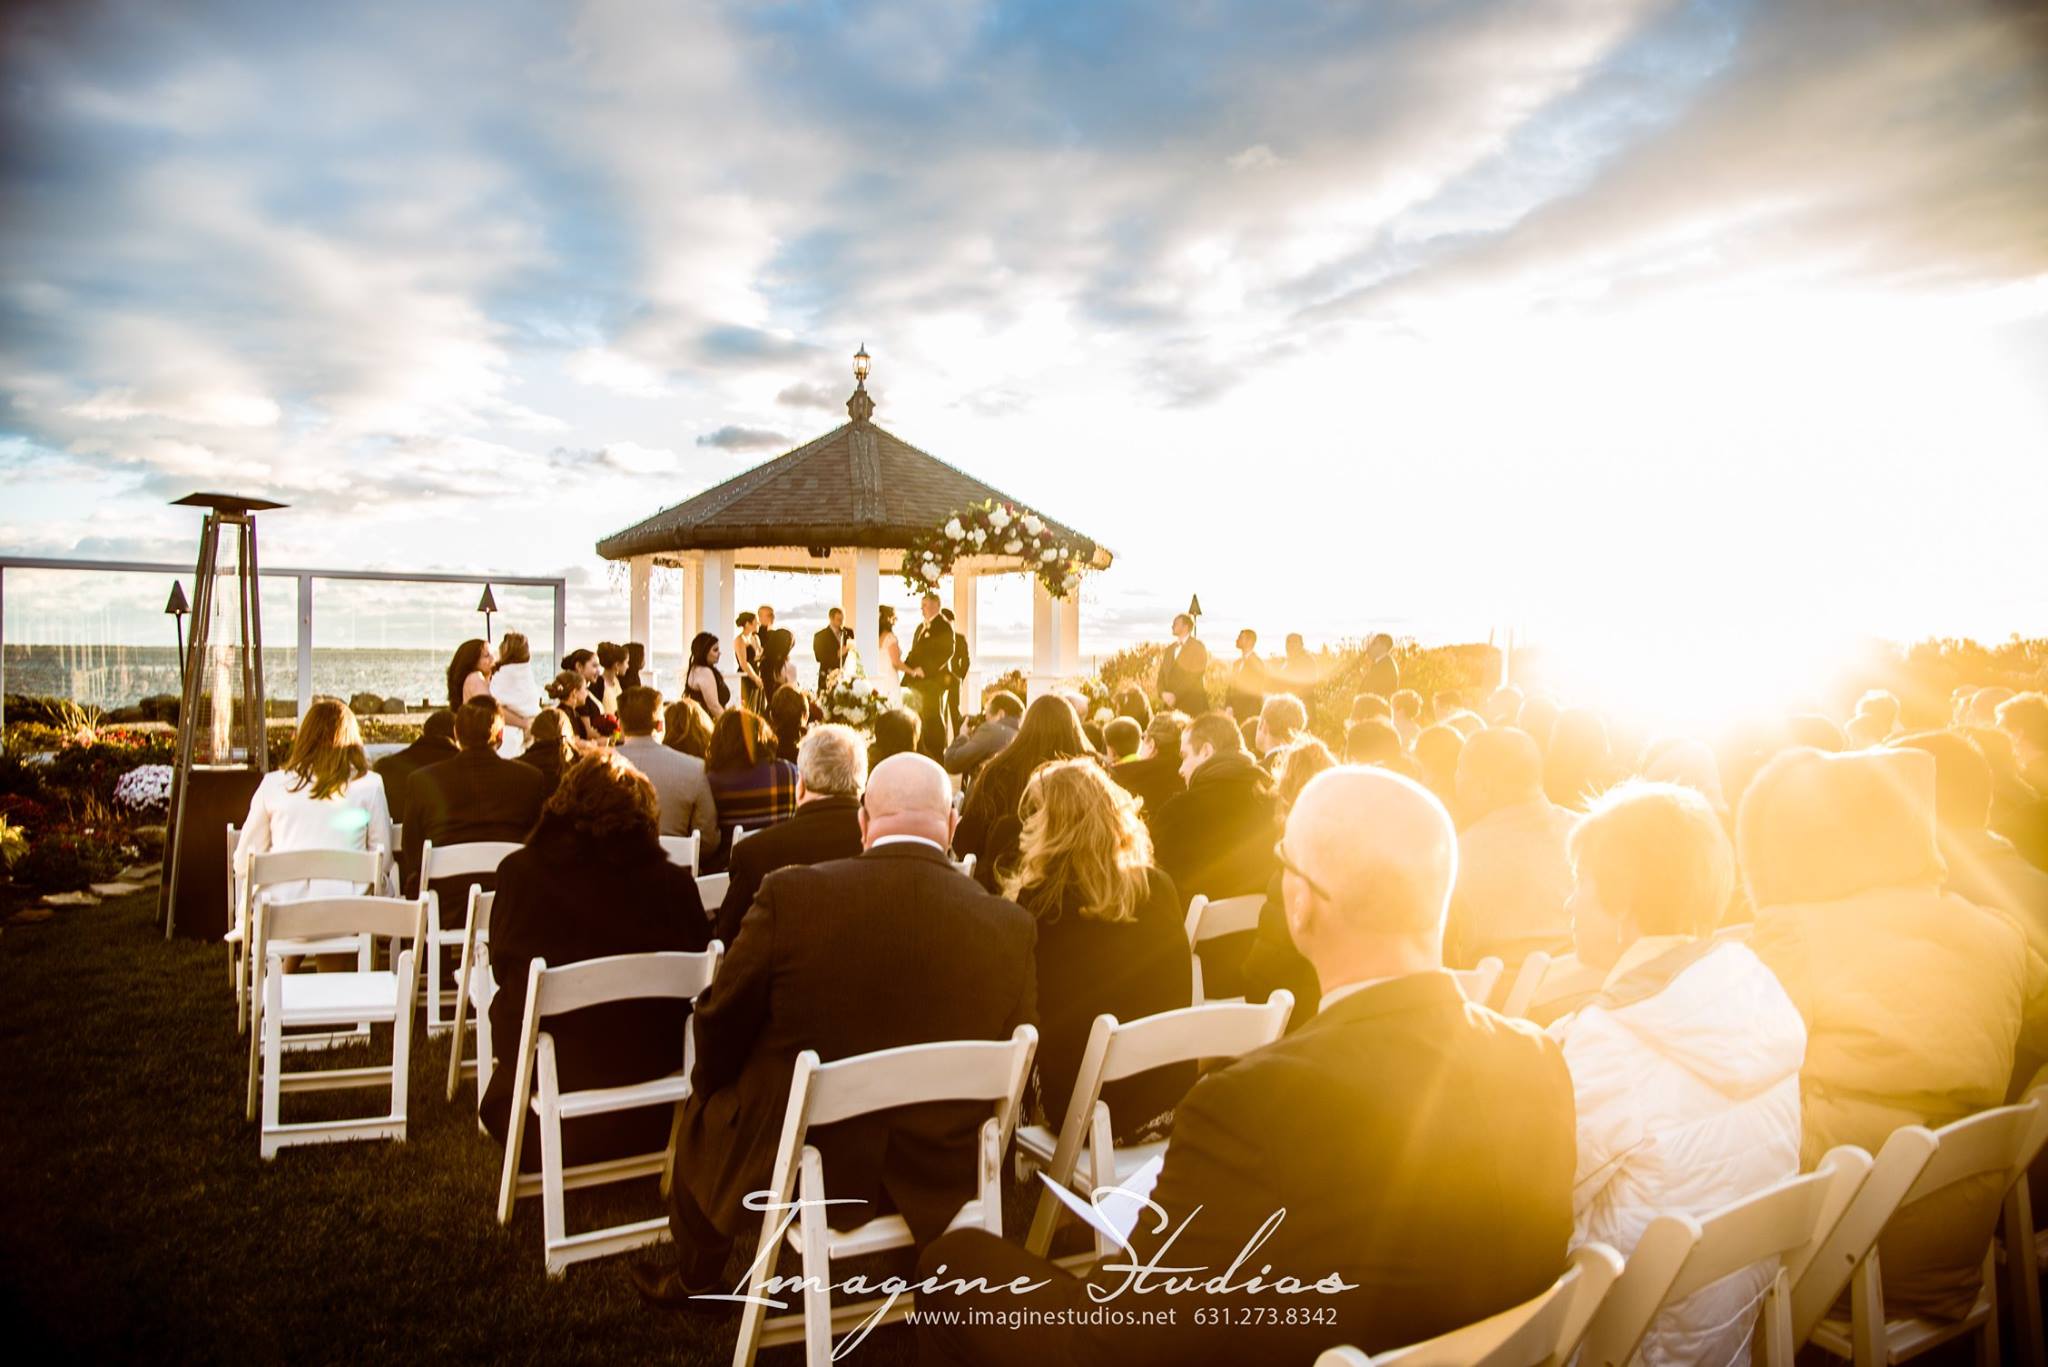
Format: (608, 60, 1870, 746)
(595, 349, 1113, 702)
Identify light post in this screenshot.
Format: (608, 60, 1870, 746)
(166, 580, 191, 678)
(477, 583, 498, 642)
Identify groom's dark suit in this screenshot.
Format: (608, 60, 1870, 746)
(904, 612, 958, 759)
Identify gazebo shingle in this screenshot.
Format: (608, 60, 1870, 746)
(595, 419, 1108, 565)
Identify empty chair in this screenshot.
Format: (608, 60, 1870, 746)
(732, 1027, 1038, 1366)
(495, 947, 723, 1277)
(1501, 950, 1607, 1022)
(1316, 1242, 1625, 1366)
(245, 894, 427, 1159)
(1183, 892, 1264, 1002)
(1451, 956, 1505, 1010)
(444, 886, 496, 1106)
(658, 833, 700, 873)
(1577, 1145, 1872, 1366)
(236, 847, 384, 1038)
(1800, 1097, 2048, 1366)
(1022, 995, 1293, 1259)
(417, 839, 522, 1035)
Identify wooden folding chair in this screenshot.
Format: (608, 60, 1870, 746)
(418, 839, 522, 1035)
(1452, 957, 1505, 1010)
(246, 894, 427, 1159)
(1183, 892, 1264, 1002)
(1800, 1095, 2048, 1366)
(1316, 1242, 1625, 1366)
(237, 847, 384, 1038)
(658, 833, 701, 873)
(1021, 994, 1294, 1260)
(444, 886, 496, 1106)
(495, 946, 723, 1277)
(732, 1026, 1039, 1366)
(1500, 950, 1607, 1021)
(1578, 1144, 1872, 1366)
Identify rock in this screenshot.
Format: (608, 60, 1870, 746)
(8, 908, 55, 925)
(90, 881, 146, 897)
(349, 691, 386, 716)
(116, 863, 163, 882)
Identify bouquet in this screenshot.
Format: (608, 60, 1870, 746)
(820, 663, 889, 733)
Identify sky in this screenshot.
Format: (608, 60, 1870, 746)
(3, 0, 2046, 682)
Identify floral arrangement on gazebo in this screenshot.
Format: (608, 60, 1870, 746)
(901, 498, 1087, 601)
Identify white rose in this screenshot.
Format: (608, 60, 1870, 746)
(944, 518, 964, 539)
(1020, 513, 1043, 536)
(989, 506, 1011, 530)
(969, 528, 985, 546)
(1004, 539, 1023, 555)
(1040, 547, 1058, 562)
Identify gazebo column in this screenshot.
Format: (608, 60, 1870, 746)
(628, 555, 653, 648)
(842, 548, 881, 682)
(698, 551, 736, 651)
(680, 558, 701, 672)
(1030, 578, 1056, 698)
(1059, 587, 1080, 679)
(952, 569, 980, 710)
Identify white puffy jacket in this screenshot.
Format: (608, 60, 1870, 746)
(1553, 938, 1807, 1367)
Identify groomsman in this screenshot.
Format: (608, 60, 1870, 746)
(903, 592, 957, 760)
(1158, 612, 1209, 713)
(813, 607, 853, 690)
(757, 604, 794, 695)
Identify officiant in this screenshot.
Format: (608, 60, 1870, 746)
(902, 591, 957, 760)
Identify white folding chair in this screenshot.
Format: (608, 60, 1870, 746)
(1803, 1097, 2048, 1366)
(695, 873, 730, 917)
(418, 839, 522, 1035)
(237, 847, 384, 1039)
(1500, 950, 1608, 1021)
(444, 886, 497, 1107)
(1317, 1242, 1625, 1366)
(731, 825, 756, 848)
(732, 1026, 1039, 1366)
(952, 852, 977, 881)
(1578, 1144, 1872, 1366)
(495, 946, 723, 1277)
(245, 894, 427, 1159)
(1022, 994, 1294, 1260)
(1183, 893, 1265, 1002)
(1451, 957, 1505, 1010)
(223, 823, 244, 998)
(659, 833, 701, 873)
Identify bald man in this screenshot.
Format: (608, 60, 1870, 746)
(633, 754, 1038, 1308)
(917, 766, 1577, 1365)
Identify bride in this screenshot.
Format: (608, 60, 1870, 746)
(873, 604, 903, 706)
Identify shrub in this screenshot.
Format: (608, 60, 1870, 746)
(14, 828, 132, 892)
(0, 816, 26, 873)
(131, 824, 167, 861)
(41, 730, 178, 811)
(348, 692, 386, 716)
(0, 750, 48, 800)
(0, 793, 51, 829)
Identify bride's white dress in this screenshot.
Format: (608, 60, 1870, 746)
(873, 630, 902, 705)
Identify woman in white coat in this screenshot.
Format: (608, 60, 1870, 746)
(236, 697, 394, 902)
(488, 631, 542, 758)
(1552, 780, 1806, 1367)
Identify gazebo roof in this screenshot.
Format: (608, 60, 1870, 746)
(594, 407, 1111, 571)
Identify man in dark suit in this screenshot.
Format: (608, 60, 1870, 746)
(1110, 711, 1190, 827)
(402, 697, 547, 909)
(372, 708, 457, 831)
(916, 766, 1577, 1365)
(757, 604, 794, 694)
(1157, 612, 1208, 713)
(902, 591, 957, 761)
(630, 753, 1037, 1307)
(812, 607, 853, 690)
(716, 723, 867, 946)
(1152, 712, 1280, 998)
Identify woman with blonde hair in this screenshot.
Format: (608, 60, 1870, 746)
(662, 697, 715, 761)
(1003, 757, 1192, 1138)
(235, 696, 393, 903)
(489, 631, 541, 758)
(520, 706, 577, 797)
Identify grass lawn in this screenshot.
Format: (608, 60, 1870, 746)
(0, 890, 921, 1364)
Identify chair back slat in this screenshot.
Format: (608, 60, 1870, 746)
(1185, 893, 1262, 945)
(804, 1030, 1037, 1128)
(250, 847, 381, 890)
(696, 872, 729, 911)
(1790, 1126, 1939, 1343)
(530, 947, 724, 1019)
(262, 895, 426, 946)
(1669, 1148, 1868, 1302)
(1502, 950, 1606, 1020)
(1363, 1241, 1625, 1366)
(1101, 997, 1292, 1082)
(659, 834, 700, 872)
(391, 822, 404, 852)
(1453, 957, 1504, 1008)
(421, 840, 522, 880)
(1903, 1101, 2041, 1205)
(469, 887, 495, 935)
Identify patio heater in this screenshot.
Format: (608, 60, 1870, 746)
(159, 492, 286, 940)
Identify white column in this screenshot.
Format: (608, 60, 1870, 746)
(699, 551, 735, 647)
(714, 552, 737, 647)
(1030, 576, 1056, 699)
(679, 558, 701, 692)
(952, 569, 980, 711)
(845, 548, 881, 682)
(1057, 587, 1080, 678)
(628, 555, 653, 648)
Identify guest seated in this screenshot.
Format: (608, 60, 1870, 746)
(955, 694, 1092, 888)
(1746, 745, 2048, 1318)
(716, 724, 868, 947)
(1447, 728, 1576, 967)
(916, 766, 1576, 1365)
(614, 687, 720, 852)
(1412, 721, 1466, 812)
(1255, 692, 1307, 770)
(1110, 710, 1190, 824)
(1152, 712, 1281, 999)
(518, 706, 576, 797)
(480, 753, 709, 1167)
(703, 707, 798, 857)
(767, 684, 810, 765)
(545, 669, 596, 742)
(1552, 780, 1805, 1366)
(371, 706, 456, 830)
(1112, 685, 1152, 729)
(870, 705, 922, 770)
(1349, 692, 1392, 723)
(2001, 692, 2048, 793)
(1242, 738, 1337, 1029)
(1894, 731, 2048, 953)
(631, 755, 1037, 1307)
(1517, 694, 1560, 752)
(1545, 707, 1616, 809)
(238, 696, 394, 902)
(1390, 688, 1423, 750)
(1344, 716, 1403, 766)
(404, 697, 547, 903)
(1485, 685, 1525, 728)
(1101, 715, 1141, 761)
(1961, 722, 2048, 871)
(661, 697, 713, 760)
(942, 688, 1022, 777)
(1003, 758, 1192, 1139)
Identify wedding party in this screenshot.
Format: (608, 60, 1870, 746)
(3, 1, 2047, 1364)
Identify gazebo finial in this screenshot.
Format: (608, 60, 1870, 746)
(847, 343, 875, 426)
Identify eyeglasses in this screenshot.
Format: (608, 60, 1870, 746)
(1274, 840, 1332, 902)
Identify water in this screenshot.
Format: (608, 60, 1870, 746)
(2, 644, 1040, 712)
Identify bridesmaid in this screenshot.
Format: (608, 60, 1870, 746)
(447, 638, 494, 710)
(733, 611, 764, 712)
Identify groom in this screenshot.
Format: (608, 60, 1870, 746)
(903, 592, 957, 761)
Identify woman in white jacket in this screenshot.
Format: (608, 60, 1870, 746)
(1553, 780, 1806, 1367)
(236, 697, 393, 901)
(488, 631, 542, 758)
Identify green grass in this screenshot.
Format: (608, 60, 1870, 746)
(0, 891, 919, 1364)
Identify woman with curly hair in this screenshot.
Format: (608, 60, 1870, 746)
(479, 751, 710, 1167)
(1003, 758, 1192, 1137)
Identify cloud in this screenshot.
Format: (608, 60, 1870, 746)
(695, 425, 791, 452)
(775, 380, 843, 410)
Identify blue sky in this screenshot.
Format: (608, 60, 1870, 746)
(3, 0, 2045, 674)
